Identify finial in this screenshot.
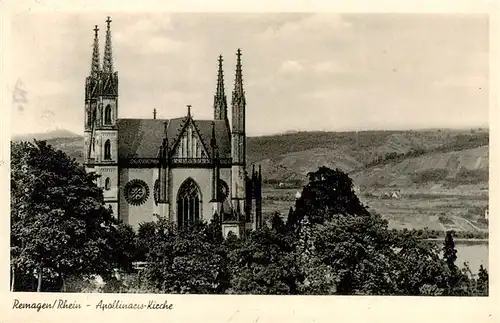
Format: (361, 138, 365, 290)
(153, 108, 157, 119)
(187, 105, 192, 117)
(106, 16, 112, 28)
(94, 25, 99, 38)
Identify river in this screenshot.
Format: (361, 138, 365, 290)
(454, 241, 488, 274)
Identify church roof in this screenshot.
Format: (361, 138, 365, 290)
(117, 118, 231, 160)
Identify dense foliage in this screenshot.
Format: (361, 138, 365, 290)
(10, 140, 135, 292)
(129, 166, 488, 296)
(10, 141, 488, 295)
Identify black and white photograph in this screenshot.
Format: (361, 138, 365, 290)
(7, 11, 491, 299)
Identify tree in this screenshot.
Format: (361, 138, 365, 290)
(228, 213, 303, 294)
(443, 231, 458, 270)
(288, 167, 369, 230)
(282, 166, 481, 296)
(477, 265, 488, 296)
(141, 216, 230, 294)
(10, 140, 128, 291)
(391, 230, 451, 295)
(305, 213, 398, 295)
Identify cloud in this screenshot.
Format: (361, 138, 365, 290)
(258, 13, 351, 40)
(279, 60, 304, 74)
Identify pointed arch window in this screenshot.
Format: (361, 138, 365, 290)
(104, 139, 111, 160)
(104, 104, 112, 125)
(177, 178, 201, 229)
(105, 177, 111, 190)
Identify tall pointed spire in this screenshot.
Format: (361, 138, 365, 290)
(90, 25, 100, 78)
(214, 55, 228, 120)
(231, 48, 246, 138)
(232, 48, 245, 107)
(103, 16, 114, 74)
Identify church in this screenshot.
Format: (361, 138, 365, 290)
(83, 17, 262, 238)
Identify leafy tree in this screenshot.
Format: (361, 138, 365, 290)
(288, 166, 369, 230)
(228, 213, 303, 294)
(10, 140, 129, 291)
(141, 216, 230, 294)
(477, 265, 489, 296)
(391, 231, 451, 295)
(281, 166, 484, 296)
(305, 213, 398, 295)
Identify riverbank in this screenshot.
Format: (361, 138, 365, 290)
(425, 238, 488, 245)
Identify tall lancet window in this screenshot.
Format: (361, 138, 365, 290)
(104, 104, 112, 125)
(104, 139, 111, 160)
(177, 178, 201, 229)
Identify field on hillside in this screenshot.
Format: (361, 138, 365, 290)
(261, 186, 489, 234)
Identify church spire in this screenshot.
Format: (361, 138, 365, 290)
(102, 16, 114, 73)
(214, 55, 228, 120)
(232, 48, 246, 109)
(231, 48, 246, 135)
(90, 25, 100, 78)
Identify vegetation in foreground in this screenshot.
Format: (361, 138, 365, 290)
(10, 141, 488, 295)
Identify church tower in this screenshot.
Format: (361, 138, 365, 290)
(231, 49, 246, 222)
(83, 17, 119, 217)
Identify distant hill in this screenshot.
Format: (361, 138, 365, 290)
(11, 129, 81, 142)
(11, 128, 489, 190)
(246, 129, 489, 189)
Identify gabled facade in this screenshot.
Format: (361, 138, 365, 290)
(83, 17, 262, 237)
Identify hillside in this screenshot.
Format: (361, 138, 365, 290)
(11, 128, 489, 190)
(247, 129, 489, 188)
(11, 129, 80, 142)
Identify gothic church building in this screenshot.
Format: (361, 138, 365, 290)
(83, 18, 262, 237)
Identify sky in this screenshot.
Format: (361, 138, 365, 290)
(9, 13, 489, 136)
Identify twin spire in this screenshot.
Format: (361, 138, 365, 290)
(90, 19, 245, 120)
(214, 48, 246, 121)
(89, 16, 114, 78)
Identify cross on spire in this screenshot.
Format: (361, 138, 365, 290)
(153, 108, 157, 119)
(106, 16, 112, 27)
(93, 25, 99, 38)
